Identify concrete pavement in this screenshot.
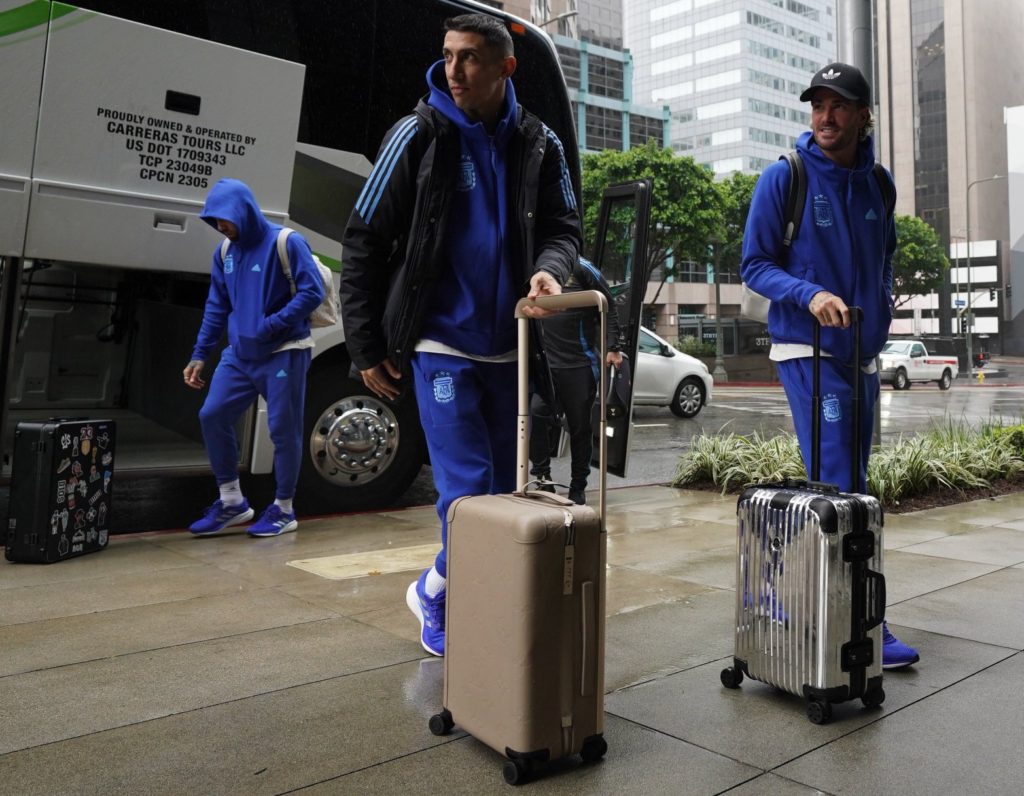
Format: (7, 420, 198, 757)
(2, 485, 1023, 794)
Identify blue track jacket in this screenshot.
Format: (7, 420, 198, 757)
(740, 132, 896, 363)
(192, 179, 324, 362)
(418, 60, 519, 356)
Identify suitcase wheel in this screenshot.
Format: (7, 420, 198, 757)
(861, 687, 885, 709)
(806, 700, 833, 725)
(502, 758, 533, 786)
(580, 734, 608, 763)
(720, 667, 744, 689)
(428, 709, 454, 736)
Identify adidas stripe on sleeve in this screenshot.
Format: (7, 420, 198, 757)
(355, 116, 418, 224)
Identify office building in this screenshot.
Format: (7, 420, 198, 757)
(877, 0, 1024, 350)
(623, 0, 837, 177)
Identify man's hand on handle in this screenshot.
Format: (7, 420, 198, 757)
(183, 360, 206, 390)
(521, 271, 563, 318)
(606, 351, 623, 369)
(361, 360, 402, 401)
(809, 291, 851, 328)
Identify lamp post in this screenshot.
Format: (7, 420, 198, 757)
(710, 240, 727, 382)
(964, 174, 1005, 373)
(950, 229, 965, 343)
(537, 10, 578, 30)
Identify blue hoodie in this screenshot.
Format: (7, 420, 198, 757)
(741, 131, 895, 363)
(417, 60, 519, 356)
(192, 179, 323, 362)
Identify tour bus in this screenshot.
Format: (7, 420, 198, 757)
(0, 0, 650, 513)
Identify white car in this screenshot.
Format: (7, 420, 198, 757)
(632, 327, 714, 417)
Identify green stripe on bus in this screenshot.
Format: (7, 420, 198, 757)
(0, 2, 77, 38)
(315, 253, 342, 272)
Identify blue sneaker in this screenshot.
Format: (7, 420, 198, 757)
(406, 569, 445, 656)
(743, 589, 789, 626)
(246, 505, 298, 537)
(189, 499, 254, 536)
(882, 621, 920, 669)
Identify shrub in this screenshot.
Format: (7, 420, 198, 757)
(672, 418, 1024, 507)
(674, 335, 716, 357)
(986, 424, 1024, 456)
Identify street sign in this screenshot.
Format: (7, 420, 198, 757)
(955, 299, 966, 306)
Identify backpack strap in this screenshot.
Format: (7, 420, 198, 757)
(275, 227, 298, 297)
(780, 151, 806, 248)
(872, 163, 896, 220)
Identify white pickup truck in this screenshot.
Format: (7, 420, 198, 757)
(879, 340, 959, 390)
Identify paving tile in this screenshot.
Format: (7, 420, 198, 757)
(646, 544, 737, 591)
(0, 535, 196, 590)
(604, 589, 735, 690)
(606, 521, 736, 573)
(287, 542, 438, 580)
(296, 713, 760, 795)
(724, 773, 832, 795)
(605, 565, 715, 615)
(151, 523, 439, 589)
(0, 588, 336, 676)
(883, 549, 1001, 605)
(606, 508, 707, 535)
(0, 618, 420, 755)
(885, 567, 1024, 649)
(604, 629, 1013, 771)
(0, 658, 450, 796)
(882, 512, 978, 549)
(0, 564, 255, 627)
(775, 653, 1024, 795)
(898, 494, 1024, 528)
(280, 569, 424, 648)
(894, 526, 1024, 566)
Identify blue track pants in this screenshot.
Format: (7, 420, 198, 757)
(199, 346, 311, 499)
(776, 357, 879, 493)
(411, 352, 517, 577)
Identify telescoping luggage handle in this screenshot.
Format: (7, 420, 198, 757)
(515, 290, 609, 530)
(811, 306, 862, 490)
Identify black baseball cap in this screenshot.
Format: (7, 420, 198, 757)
(800, 62, 871, 105)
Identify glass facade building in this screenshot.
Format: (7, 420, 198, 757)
(623, 0, 836, 176)
(553, 37, 669, 154)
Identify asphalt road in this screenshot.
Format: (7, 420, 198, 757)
(6, 370, 1022, 535)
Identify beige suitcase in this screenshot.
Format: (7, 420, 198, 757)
(428, 291, 610, 785)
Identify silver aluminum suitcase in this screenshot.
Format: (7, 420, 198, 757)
(721, 311, 886, 724)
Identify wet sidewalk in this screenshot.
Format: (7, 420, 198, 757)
(2, 485, 1022, 795)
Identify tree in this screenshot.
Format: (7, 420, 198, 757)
(892, 214, 949, 308)
(714, 171, 759, 278)
(581, 142, 723, 295)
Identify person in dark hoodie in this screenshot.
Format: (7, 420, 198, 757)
(529, 256, 624, 506)
(184, 178, 324, 538)
(340, 14, 582, 656)
(740, 63, 920, 670)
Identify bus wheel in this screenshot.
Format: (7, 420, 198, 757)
(299, 370, 425, 513)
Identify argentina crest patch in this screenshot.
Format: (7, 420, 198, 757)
(457, 155, 476, 192)
(433, 371, 455, 403)
(813, 194, 833, 227)
(223, 254, 234, 274)
(822, 393, 842, 423)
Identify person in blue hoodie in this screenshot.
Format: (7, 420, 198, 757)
(183, 178, 324, 538)
(340, 14, 582, 656)
(741, 63, 920, 670)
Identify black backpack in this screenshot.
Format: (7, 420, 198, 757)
(779, 150, 896, 247)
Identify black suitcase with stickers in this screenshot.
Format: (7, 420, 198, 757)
(5, 419, 116, 563)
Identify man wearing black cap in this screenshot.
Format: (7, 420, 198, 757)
(740, 62, 920, 670)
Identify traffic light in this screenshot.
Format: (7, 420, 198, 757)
(989, 288, 997, 300)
